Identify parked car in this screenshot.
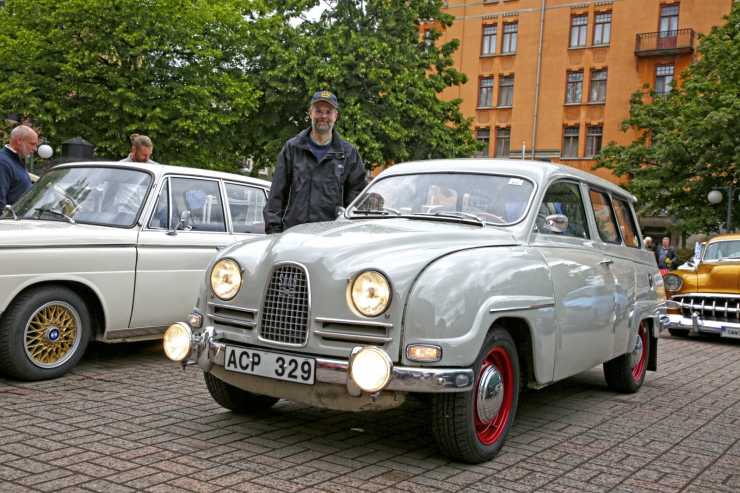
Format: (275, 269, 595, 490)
(0, 161, 270, 381)
(164, 159, 664, 464)
(662, 233, 740, 339)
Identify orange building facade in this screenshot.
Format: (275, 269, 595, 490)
(432, 0, 734, 183)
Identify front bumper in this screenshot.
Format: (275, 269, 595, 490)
(184, 325, 474, 394)
(660, 313, 740, 335)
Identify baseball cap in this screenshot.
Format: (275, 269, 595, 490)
(310, 90, 339, 109)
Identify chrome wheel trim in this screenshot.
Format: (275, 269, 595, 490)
(23, 301, 82, 369)
(476, 364, 505, 423)
(630, 332, 644, 368)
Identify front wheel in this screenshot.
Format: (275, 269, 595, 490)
(204, 372, 278, 413)
(604, 321, 650, 393)
(432, 328, 520, 464)
(0, 286, 91, 381)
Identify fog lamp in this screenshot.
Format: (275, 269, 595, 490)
(163, 322, 192, 362)
(349, 346, 393, 393)
(406, 344, 442, 362)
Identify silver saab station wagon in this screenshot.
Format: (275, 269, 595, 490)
(0, 161, 269, 381)
(164, 159, 664, 463)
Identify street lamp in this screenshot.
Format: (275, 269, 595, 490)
(707, 186, 737, 232)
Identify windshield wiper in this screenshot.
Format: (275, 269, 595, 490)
(350, 207, 401, 216)
(2, 204, 18, 220)
(431, 210, 485, 227)
(34, 207, 76, 224)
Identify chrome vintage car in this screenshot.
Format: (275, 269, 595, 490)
(662, 233, 740, 339)
(164, 159, 663, 463)
(0, 161, 269, 381)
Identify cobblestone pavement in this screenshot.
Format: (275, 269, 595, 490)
(1, 333, 739, 493)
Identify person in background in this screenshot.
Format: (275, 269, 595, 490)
(120, 133, 156, 163)
(0, 125, 38, 209)
(656, 236, 678, 271)
(263, 90, 366, 234)
(644, 236, 655, 252)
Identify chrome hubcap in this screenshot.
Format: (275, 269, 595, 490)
(630, 335, 644, 368)
(476, 365, 505, 422)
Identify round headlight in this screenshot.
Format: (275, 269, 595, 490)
(350, 270, 391, 317)
(211, 259, 242, 300)
(663, 273, 684, 292)
(163, 322, 192, 362)
(350, 347, 393, 393)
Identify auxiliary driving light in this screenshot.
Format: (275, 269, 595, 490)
(349, 346, 393, 393)
(163, 322, 192, 362)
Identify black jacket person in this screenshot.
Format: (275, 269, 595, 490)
(263, 91, 366, 234)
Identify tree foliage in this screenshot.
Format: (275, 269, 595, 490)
(595, 4, 740, 233)
(0, 0, 476, 173)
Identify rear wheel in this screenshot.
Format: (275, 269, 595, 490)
(604, 321, 650, 393)
(204, 372, 278, 413)
(432, 328, 520, 463)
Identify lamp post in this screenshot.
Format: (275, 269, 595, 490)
(707, 186, 737, 232)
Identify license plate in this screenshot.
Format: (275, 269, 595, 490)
(721, 327, 740, 339)
(224, 346, 315, 385)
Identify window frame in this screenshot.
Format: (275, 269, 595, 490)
(588, 188, 623, 245)
(589, 68, 608, 103)
(478, 76, 495, 108)
(592, 12, 612, 46)
(562, 126, 580, 158)
(476, 128, 491, 157)
(168, 175, 228, 234)
(612, 196, 642, 248)
(495, 127, 511, 158)
(481, 24, 498, 56)
(570, 14, 588, 48)
(536, 179, 591, 240)
(502, 22, 518, 54)
(497, 75, 514, 107)
(655, 64, 674, 96)
(585, 125, 603, 158)
(565, 70, 584, 104)
(224, 181, 269, 234)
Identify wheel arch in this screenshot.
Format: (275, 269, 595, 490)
(491, 317, 534, 389)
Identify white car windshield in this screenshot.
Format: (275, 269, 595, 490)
(703, 240, 740, 261)
(8, 166, 152, 227)
(349, 173, 535, 225)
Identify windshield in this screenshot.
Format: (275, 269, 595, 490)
(349, 173, 535, 225)
(3, 166, 152, 227)
(703, 240, 740, 261)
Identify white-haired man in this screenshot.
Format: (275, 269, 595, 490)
(0, 125, 38, 208)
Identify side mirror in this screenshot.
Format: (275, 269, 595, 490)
(167, 210, 193, 235)
(545, 214, 569, 233)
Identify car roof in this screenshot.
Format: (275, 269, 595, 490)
(707, 233, 740, 243)
(378, 159, 637, 202)
(49, 160, 271, 188)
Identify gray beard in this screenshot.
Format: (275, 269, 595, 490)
(311, 121, 333, 140)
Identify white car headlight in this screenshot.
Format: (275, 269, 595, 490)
(350, 346, 393, 393)
(163, 322, 192, 362)
(349, 270, 391, 317)
(663, 273, 683, 292)
(211, 259, 242, 300)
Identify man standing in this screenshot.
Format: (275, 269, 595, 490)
(120, 133, 156, 163)
(263, 90, 366, 234)
(656, 236, 678, 271)
(0, 125, 38, 208)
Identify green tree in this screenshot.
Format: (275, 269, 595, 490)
(596, 4, 740, 233)
(251, 0, 478, 171)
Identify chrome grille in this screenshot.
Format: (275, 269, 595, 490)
(260, 264, 309, 345)
(674, 295, 740, 323)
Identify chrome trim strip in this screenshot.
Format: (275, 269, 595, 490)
(211, 314, 256, 328)
(208, 302, 258, 314)
(313, 329, 392, 343)
(663, 313, 740, 332)
(676, 292, 740, 299)
(489, 302, 555, 313)
(314, 316, 393, 328)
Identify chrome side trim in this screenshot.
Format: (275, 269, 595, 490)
(313, 329, 392, 343)
(490, 302, 555, 313)
(314, 316, 393, 328)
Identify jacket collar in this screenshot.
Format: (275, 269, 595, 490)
(295, 128, 344, 153)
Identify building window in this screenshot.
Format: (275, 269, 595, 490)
(481, 25, 497, 55)
(570, 15, 588, 48)
(502, 23, 518, 54)
(496, 128, 510, 157)
(478, 77, 494, 108)
(659, 4, 679, 36)
(585, 125, 603, 157)
(593, 12, 612, 45)
(476, 128, 490, 157)
(498, 76, 514, 107)
(562, 127, 579, 158)
(566, 71, 583, 104)
(589, 69, 607, 103)
(655, 65, 674, 96)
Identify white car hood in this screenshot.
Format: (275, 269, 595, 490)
(0, 220, 138, 247)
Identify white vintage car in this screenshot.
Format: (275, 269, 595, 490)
(164, 159, 664, 463)
(0, 161, 269, 381)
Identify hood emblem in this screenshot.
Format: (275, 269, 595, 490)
(276, 273, 299, 298)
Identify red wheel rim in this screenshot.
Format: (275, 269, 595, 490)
(631, 322, 648, 383)
(474, 346, 514, 446)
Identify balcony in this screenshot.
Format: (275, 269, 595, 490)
(635, 29, 695, 57)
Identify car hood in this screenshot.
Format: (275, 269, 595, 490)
(0, 220, 137, 247)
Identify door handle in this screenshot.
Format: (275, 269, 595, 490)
(600, 259, 613, 266)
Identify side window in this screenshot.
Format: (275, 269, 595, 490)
(612, 198, 640, 248)
(170, 177, 226, 232)
(589, 190, 621, 244)
(537, 181, 590, 239)
(148, 179, 170, 229)
(226, 183, 266, 234)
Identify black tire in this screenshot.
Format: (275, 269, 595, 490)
(0, 286, 91, 381)
(604, 321, 650, 393)
(203, 372, 278, 413)
(432, 328, 520, 464)
(668, 328, 689, 337)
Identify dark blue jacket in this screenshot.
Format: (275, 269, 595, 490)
(0, 146, 32, 208)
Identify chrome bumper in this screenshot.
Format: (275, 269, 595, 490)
(660, 313, 740, 335)
(186, 326, 474, 394)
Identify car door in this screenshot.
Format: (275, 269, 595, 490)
(128, 175, 234, 332)
(589, 190, 639, 358)
(531, 180, 616, 381)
